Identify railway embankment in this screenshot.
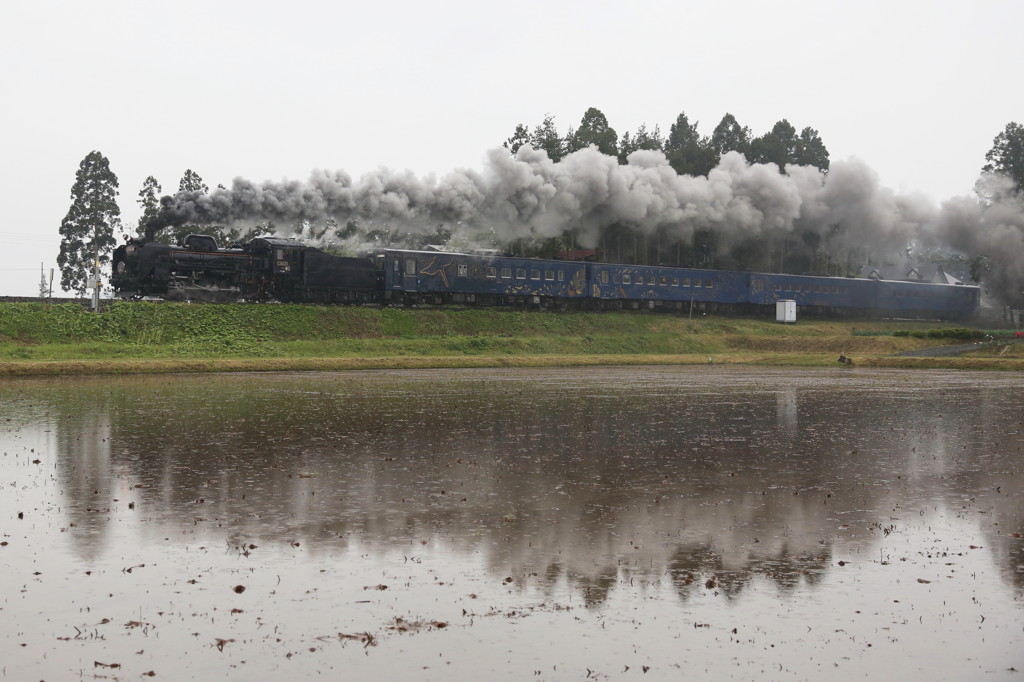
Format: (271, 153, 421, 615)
(0, 301, 1020, 376)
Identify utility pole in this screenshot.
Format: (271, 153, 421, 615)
(92, 255, 100, 310)
(91, 222, 101, 311)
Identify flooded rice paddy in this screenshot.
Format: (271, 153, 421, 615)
(1, 366, 1022, 681)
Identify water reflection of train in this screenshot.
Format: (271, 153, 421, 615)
(20, 369, 1019, 601)
(111, 234, 980, 320)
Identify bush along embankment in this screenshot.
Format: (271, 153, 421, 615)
(0, 301, 1019, 374)
(0, 301, 737, 359)
(891, 328, 988, 340)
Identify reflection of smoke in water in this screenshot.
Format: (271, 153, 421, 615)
(146, 147, 1024, 305)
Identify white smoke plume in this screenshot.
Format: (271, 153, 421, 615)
(147, 146, 1024, 305)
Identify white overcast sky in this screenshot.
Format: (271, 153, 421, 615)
(0, 0, 1019, 296)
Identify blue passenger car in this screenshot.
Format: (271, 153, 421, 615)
(367, 249, 588, 305)
(752, 273, 879, 315)
(588, 263, 749, 310)
(874, 279, 980, 320)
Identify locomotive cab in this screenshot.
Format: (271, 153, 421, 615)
(244, 237, 306, 299)
(246, 237, 304, 275)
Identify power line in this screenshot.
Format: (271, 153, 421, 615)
(0, 235, 58, 245)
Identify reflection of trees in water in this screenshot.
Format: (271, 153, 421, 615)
(1003, 543, 1024, 590)
(568, 569, 619, 608)
(52, 411, 114, 563)
(6, 369, 1023, 598)
(955, 390, 1024, 590)
(668, 543, 831, 602)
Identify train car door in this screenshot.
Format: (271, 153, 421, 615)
(403, 257, 418, 292)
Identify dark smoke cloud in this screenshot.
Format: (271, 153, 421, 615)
(934, 177, 1024, 307)
(145, 146, 1024, 306)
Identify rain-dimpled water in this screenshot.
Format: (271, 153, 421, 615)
(1, 367, 1021, 680)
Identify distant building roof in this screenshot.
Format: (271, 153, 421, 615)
(864, 264, 963, 285)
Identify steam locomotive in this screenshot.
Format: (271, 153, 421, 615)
(111, 234, 981, 320)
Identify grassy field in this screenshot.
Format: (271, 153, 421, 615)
(0, 301, 1020, 376)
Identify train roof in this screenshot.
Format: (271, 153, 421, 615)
(363, 247, 574, 263)
(248, 236, 307, 247)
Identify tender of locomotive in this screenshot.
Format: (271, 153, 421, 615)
(112, 234, 981, 320)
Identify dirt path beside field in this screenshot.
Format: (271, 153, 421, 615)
(896, 338, 1024, 357)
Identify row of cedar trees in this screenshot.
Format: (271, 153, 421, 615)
(500, 108, 834, 273)
(503, 108, 831, 176)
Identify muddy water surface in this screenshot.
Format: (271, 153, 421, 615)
(1, 367, 1022, 680)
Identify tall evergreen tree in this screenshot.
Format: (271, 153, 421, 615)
(981, 121, 1024, 194)
(618, 123, 664, 162)
(617, 131, 634, 163)
(179, 168, 209, 193)
(709, 113, 751, 159)
(794, 126, 830, 172)
(664, 112, 716, 176)
(750, 119, 798, 171)
(530, 114, 565, 162)
(135, 176, 162, 238)
(503, 123, 531, 154)
(153, 169, 213, 245)
(634, 123, 664, 151)
(566, 107, 618, 156)
(57, 151, 121, 295)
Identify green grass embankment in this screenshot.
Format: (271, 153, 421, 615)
(0, 301, 1019, 376)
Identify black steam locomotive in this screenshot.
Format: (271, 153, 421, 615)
(111, 234, 981, 320)
(112, 234, 378, 303)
